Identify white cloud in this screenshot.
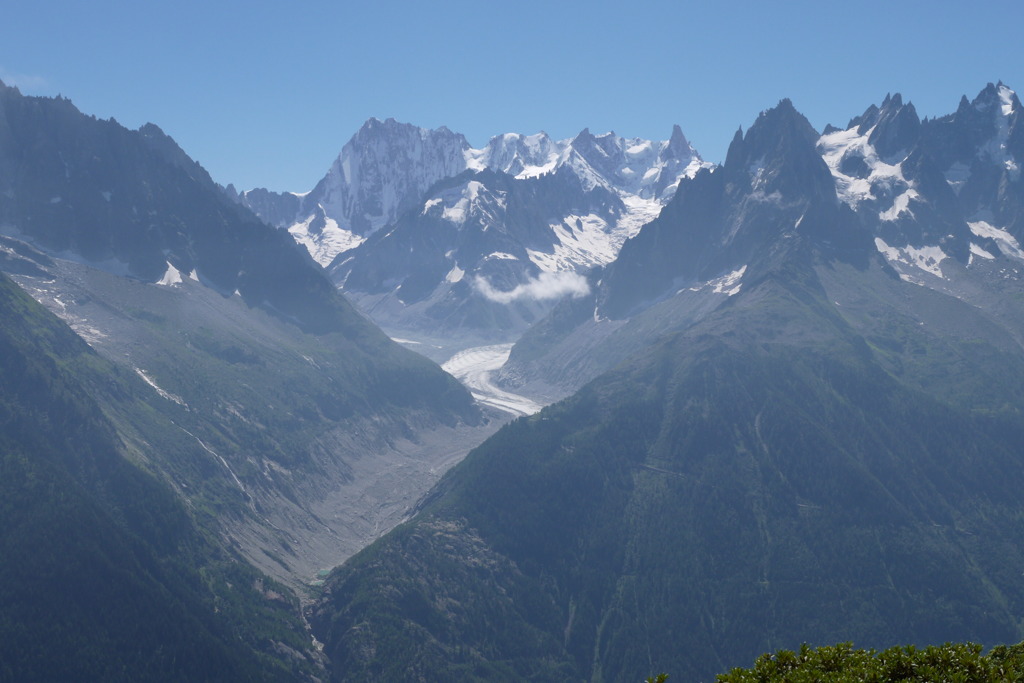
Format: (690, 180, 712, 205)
(0, 68, 50, 92)
(472, 271, 590, 304)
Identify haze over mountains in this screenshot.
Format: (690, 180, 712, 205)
(3, 75, 1024, 682)
(233, 119, 708, 346)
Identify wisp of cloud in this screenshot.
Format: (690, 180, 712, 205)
(472, 272, 590, 304)
(0, 68, 49, 92)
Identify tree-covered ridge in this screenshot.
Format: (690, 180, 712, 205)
(716, 641, 1024, 682)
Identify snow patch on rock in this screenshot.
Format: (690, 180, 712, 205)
(134, 367, 188, 407)
(157, 261, 183, 287)
(288, 212, 365, 266)
(687, 265, 747, 297)
(969, 220, 1024, 260)
(875, 237, 948, 279)
(819, 126, 916, 221)
(444, 264, 465, 283)
(528, 214, 617, 273)
(969, 242, 996, 264)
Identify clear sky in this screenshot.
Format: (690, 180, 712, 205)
(4, 0, 1022, 192)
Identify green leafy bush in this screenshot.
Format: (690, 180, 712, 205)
(716, 641, 1024, 682)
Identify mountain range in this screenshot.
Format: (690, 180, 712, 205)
(234, 119, 708, 347)
(308, 84, 1024, 681)
(4, 75, 1024, 682)
(501, 82, 1024, 399)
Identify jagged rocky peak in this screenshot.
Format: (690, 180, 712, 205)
(852, 93, 898, 130)
(725, 98, 835, 201)
(350, 116, 470, 154)
(559, 128, 621, 188)
(977, 82, 1022, 162)
(916, 81, 1022, 198)
(842, 93, 921, 160)
(726, 99, 818, 165)
(593, 100, 860, 323)
(933, 82, 1024, 241)
(973, 81, 1020, 113)
(314, 117, 472, 234)
(473, 131, 560, 177)
(848, 103, 880, 133)
(936, 83, 1019, 137)
(821, 94, 921, 175)
(561, 125, 705, 199)
(571, 127, 620, 159)
(650, 125, 707, 198)
(936, 82, 1020, 150)
(234, 186, 303, 228)
(819, 90, 963, 253)
(867, 93, 921, 160)
(666, 123, 692, 157)
(242, 116, 709, 269)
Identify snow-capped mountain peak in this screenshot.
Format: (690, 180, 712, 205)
(819, 118, 917, 219)
(980, 83, 1020, 177)
(818, 91, 929, 229)
(311, 121, 710, 342)
(996, 82, 1018, 116)
(319, 118, 470, 232)
(242, 119, 709, 268)
(816, 83, 1024, 287)
(467, 131, 562, 178)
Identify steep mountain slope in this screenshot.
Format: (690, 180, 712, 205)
(0, 81, 374, 336)
(0, 272, 316, 681)
(0, 81, 485, 585)
(308, 96, 1024, 681)
(310, 231, 1024, 683)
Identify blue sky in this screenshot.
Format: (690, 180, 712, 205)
(4, 0, 1022, 191)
